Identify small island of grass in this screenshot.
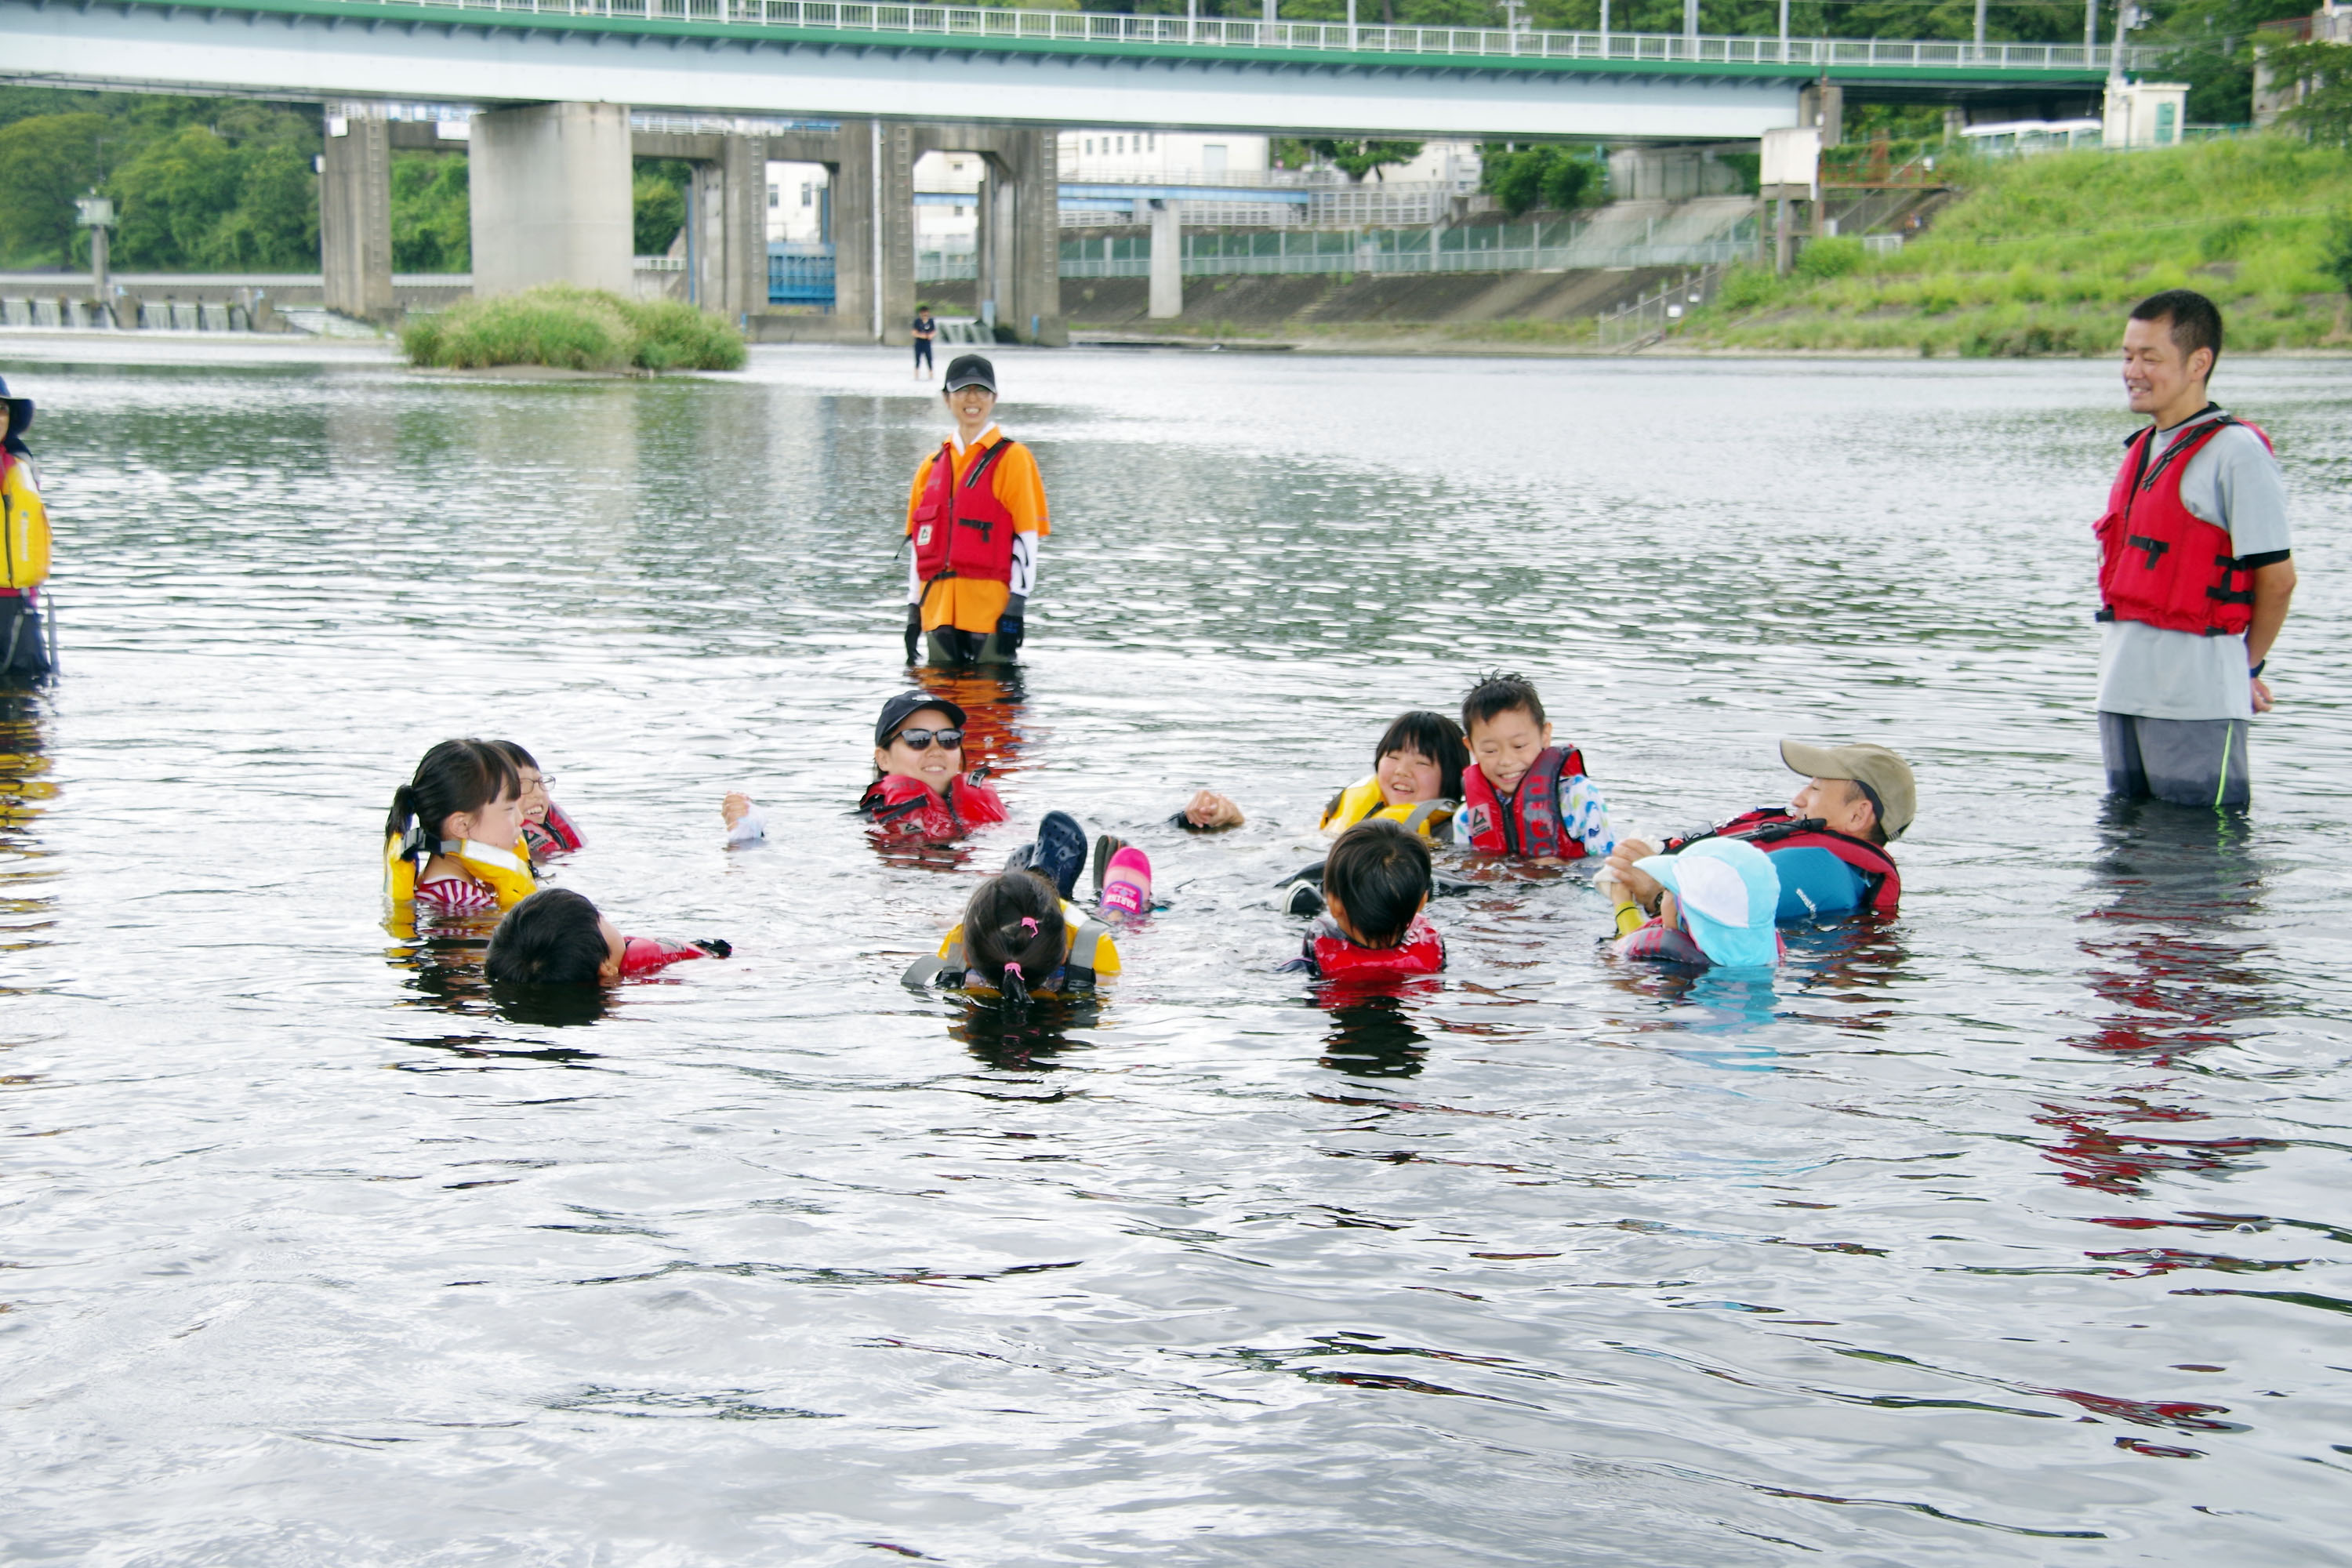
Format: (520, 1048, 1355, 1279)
(401, 284, 748, 373)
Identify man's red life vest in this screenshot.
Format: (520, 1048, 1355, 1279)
(910, 438, 1021, 590)
(1673, 807, 1902, 916)
(1458, 746, 1589, 859)
(2095, 412, 2270, 638)
(1307, 913, 1445, 978)
(858, 771, 1008, 839)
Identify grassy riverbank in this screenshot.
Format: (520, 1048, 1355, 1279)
(399, 285, 746, 372)
(1679, 138, 2352, 355)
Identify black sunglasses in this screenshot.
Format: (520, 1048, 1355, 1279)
(891, 727, 965, 751)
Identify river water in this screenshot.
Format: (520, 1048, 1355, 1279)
(2, 339, 2349, 1564)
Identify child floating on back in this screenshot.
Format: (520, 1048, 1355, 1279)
(486, 887, 731, 985)
(1602, 836, 1783, 970)
(1456, 672, 1613, 862)
(1287, 820, 1446, 978)
(1176, 709, 1472, 840)
(906, 863, 1123, 1004)
(727, 690, 1007, 845)
(386, 739, 535, 913)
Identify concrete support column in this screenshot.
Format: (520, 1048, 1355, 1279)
(977, 162, 1004, 333)
(719, 134, 771, 321)
(469, 102, 634, 299)
(320, 114, 394, 321)
(1149, 201, 1182, 319)
(1007, 126, 1063, 346)
(877, 120, 917, 345)
(1798, 81, 1845, 147)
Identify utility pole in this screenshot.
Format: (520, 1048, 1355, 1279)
(2085, 0, 2096, 53)
(1684, 0, 1699, 45)
(1264, 0, 1276, 26)
(1973, 0, 1986, 50)
(76, 194, 114, 303)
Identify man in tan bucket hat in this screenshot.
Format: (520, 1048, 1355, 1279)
(1601, 739, 1916, 922)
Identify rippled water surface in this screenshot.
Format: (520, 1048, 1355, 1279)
(3, 339, 2350, 1564)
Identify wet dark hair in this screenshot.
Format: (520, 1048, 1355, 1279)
(385, 739, 520, 852)
(1374, 710, 1469, 801)
(1461, 672, 1546, 737)
(486, 888, 610, 985)
(961, 871, 1066, 1017)
(1324, 819, 1433, 948)
(490, 739, 539, 774)
(2130, 289, 2223, 377)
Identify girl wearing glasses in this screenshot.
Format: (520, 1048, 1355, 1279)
(723, 690, 1008, 845)
(492, 741, 586, 862)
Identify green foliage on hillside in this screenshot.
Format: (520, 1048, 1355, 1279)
(1479, 143, 1604, 217)
(0, 88, 319, 270)
(400, 285, 747, 372)
(1684, 137, 2352, 354)
(633, 160, 692, 256)
(392, 152, 470, 272)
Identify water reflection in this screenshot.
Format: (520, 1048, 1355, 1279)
(0, 693, 55, 980)
(949, 991, 1103, 1070)
(2047, 800, 2281, 1198)
(1315, 985, 1435, 1077)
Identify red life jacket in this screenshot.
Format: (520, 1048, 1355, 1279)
(858, 771, 1009, 839)
(910, 437, 1022, 590)
(1458, 746, 1589, 859)
(1308, 913, 1445, 978)
(2095, 411, 2269, 638)
(1675, 807, 1902, 916)
(521, 800, 585, 858)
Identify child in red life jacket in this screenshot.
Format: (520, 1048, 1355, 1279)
(492, 740, 586, 862)
(486, 887, 731, 985)
(1285, 820, 1446, 978)
(1455, 672, 1613, 862)
(723, 689, 1008, 846)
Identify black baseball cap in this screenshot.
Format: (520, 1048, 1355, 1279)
(942, 354, 996, 394)
(875, 689, 967, 746)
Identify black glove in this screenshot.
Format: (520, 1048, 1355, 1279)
(903, 604, 921, 664)
(994, 614, 1024, 655)
(691, 938, 733, 958)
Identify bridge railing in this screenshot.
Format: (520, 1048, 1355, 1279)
(308, 0, 2164, 72)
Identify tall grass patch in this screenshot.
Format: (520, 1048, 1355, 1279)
(1682, 137, 2352, 354)
(401, 284, 747, 372)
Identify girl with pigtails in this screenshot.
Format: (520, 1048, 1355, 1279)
(902, 868, 1120, 1003)
(385, 739, 537, 914)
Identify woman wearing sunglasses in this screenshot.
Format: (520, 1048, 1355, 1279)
(724, 691, 1007, 845)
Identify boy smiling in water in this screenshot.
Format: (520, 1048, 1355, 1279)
(1455, 673, 1613, 862)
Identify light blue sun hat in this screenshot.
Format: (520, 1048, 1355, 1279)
(1632, 837, 1781, 969)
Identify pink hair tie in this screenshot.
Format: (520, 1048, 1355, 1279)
(1004, 962, 1023, 982)
(1019, 916, 1040, 935)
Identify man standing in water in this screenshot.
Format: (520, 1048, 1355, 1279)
(902, 354, 1049, 667)
(2095, 290, 2296, 810)
(912, 303, 937, 381)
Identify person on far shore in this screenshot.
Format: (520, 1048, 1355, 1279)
(912, 304, 937, 380)
(1601, 740, 1912, 924)
(902, 354, 1049, 668)
(2095, 288, 2296, 810)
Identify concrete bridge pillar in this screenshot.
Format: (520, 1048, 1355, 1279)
(319, 114, 394, 321)
(469, 103, 634, 299)
(1149, 201, 1183, 319)
(878, 123, 1061, 347)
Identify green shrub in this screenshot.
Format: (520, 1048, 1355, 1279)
(2325, 212, 2352, 300)
(1795, 235, 1866, 279)
(399, 283, 746, 372)
(1714, 263, 1784, 314)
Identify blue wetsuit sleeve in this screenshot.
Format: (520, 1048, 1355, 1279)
(1561, 774, 1615, 858)
(1767, 846, 1869, 922)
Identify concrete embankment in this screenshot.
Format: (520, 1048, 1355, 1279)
(926, 266, 1689, 350)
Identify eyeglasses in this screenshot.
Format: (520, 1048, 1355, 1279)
(892, 728, 964, 751)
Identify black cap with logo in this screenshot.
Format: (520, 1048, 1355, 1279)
(942, 354, 996, 394)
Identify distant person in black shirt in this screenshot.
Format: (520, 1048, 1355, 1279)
(912, 305, 937, 379)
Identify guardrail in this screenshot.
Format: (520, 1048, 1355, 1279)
(182, 0, 2162, 74)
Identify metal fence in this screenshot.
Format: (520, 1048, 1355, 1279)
(1595, 264, 1727, 350)
(217, 0, 2165, 74)
(1054, 215, 1759, 279)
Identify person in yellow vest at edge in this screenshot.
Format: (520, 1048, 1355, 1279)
(902, 354, 1049, 667)
(0, 376, 55, 681)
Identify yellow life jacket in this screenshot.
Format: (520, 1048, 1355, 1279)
(907, 898, 1120, 989)
(2, 449, 50, 591)
(1318, 775, 1456, 840)
(383, 833, 539, 909)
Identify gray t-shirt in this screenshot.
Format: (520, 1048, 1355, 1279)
(2095, 409, 2291, 721)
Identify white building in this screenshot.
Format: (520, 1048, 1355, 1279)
(1057, 129, 1271, 183)
(767, 162, 830, 244)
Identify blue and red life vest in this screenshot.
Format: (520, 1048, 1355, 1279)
(1671, 807, 1901, 916)
(858, 771, 1008, 839)
(911, 438, 1022, 590)
(1458, 746, 1588, 859)
(1305, 913, 1445, 978)
(2095, 410, 2270, 639)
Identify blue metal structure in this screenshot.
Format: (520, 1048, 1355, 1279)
(768, 242, 837, 309)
